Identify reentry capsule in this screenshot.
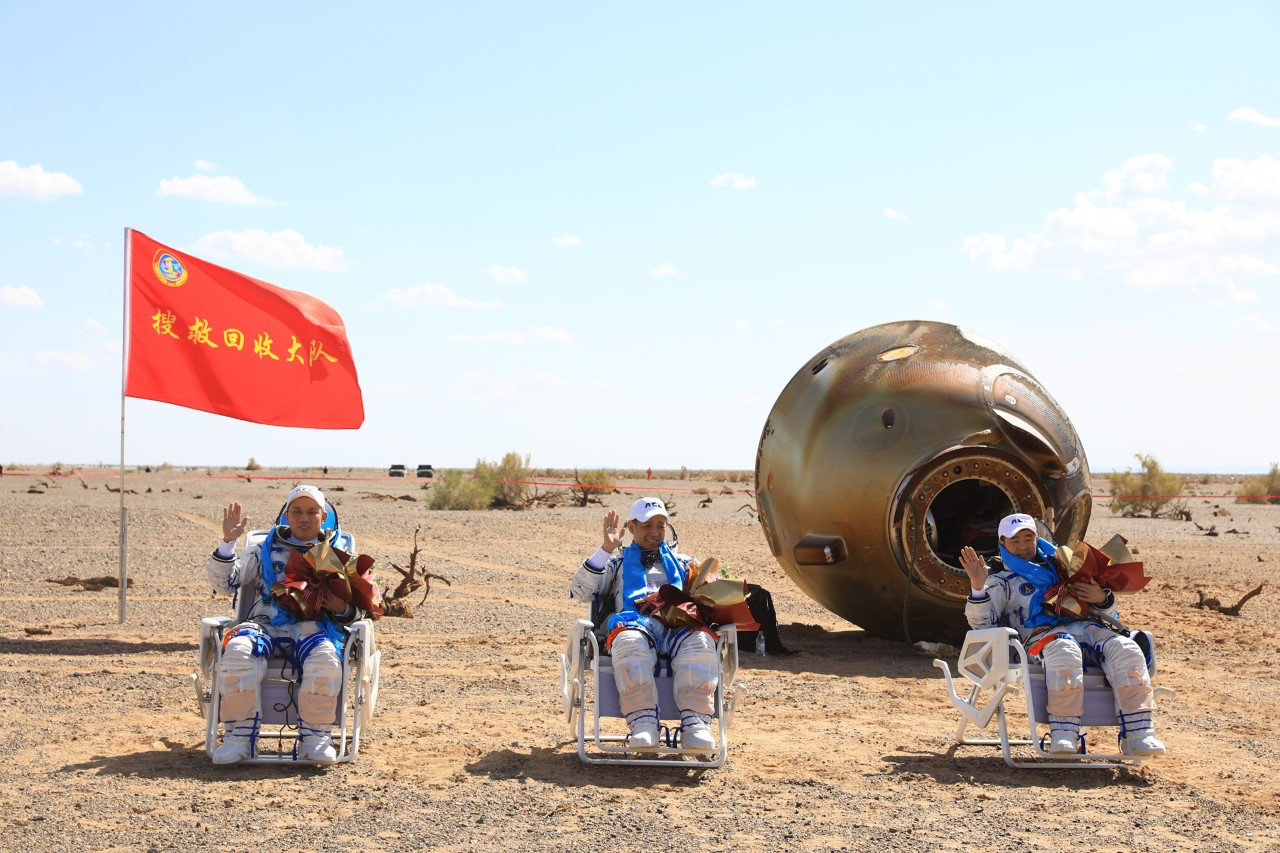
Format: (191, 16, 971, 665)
(754, 321, 1092, 643)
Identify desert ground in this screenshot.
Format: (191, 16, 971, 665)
(0, 466, 1276, 852)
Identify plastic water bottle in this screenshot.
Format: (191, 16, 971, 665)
(755, 631, 767, 657)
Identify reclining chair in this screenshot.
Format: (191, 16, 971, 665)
(561, 617, 742, 768)
(561, 526, 745, 769)
(193, 499, 382, 764)
(934, 626, 1175, 769)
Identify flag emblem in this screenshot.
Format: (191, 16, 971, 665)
(152, 251, 188, 287)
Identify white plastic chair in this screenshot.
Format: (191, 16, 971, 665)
(560, 619, 743, 767)
(193, 512, 381, 765)
(194, 616, 380, 764)
(933, 626, 1175, 769)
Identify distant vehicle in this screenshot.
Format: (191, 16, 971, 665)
(416, 464, 434, 478)
(389, 464, 406, 477)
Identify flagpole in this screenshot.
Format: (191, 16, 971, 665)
(119, 227, 131, 624)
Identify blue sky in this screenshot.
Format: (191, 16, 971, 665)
(2, 2, 1277, 471)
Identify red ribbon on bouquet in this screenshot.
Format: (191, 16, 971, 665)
(272, 541, 385, 620)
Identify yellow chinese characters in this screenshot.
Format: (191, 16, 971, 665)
(146, 307, 340, 369)
(151, 309, 180, 339)
(188, 317, 219, 348)
(253, 333, 280, 361)
(309, 340, 338, 366)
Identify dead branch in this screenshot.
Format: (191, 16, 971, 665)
(698, 496, 713, 508)
(382, 525, 452, 618)
(1194, 583, 1264, 616)
(736, 504, 757, 518)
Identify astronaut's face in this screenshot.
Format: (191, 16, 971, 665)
(1000, 529, 1038, 560)
(628, 515, 667, 551)
(286, 496, 326, 541)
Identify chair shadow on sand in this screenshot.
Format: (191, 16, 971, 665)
(881, 748, 1156, 789)
(58, 739, 332, 780)
(464, 745, 709, 788)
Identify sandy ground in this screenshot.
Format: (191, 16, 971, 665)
(0, 467, 1277, 852)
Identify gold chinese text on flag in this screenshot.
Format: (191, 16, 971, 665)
(125, 229, 364, 428)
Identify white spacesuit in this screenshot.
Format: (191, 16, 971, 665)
(570, 498, 720, 751)
(964, 513, 1164, 757)
(205, 485, 363, 764)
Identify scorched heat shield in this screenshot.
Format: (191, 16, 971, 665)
(754, 321, 1092, 643)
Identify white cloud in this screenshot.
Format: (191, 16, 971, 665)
(552, 235, 582, 247)
(964, 153, 1280, 299)
(194, 160, 218, 172)
(928, 298, 948, 312)
(1208, 154, 1280, 203)
(34, 350, 91, 370)
(1, 285, 42, 308)
(383, 283, 502, 309)
(448, 326, 573, 345)
(649, 263, 681, 277)
(487, 265, 527, 283)
(157, 171, 270, 205)
(190, 229, 345, 270)
(524, 370, 572, 391)
(1227, 107, 1280, 128)
(1218, 281, 1258, 305)
(1099, 153, 1172, 200)
(883, 208, 909, 221)
(1192, 121, 1208, 132)
(82, 317, 107, 334)
(0, 160, 82, 199)
(711, 172, 757, 190)
(1232, 312, 1274, 333)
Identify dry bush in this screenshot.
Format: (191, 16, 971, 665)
(1236, 463, 1280, 505)
(569, 469, 615, 506)
(476, 451, 531, 509)
(245, 457, 262, 471)
(428, 470, 492, 510)
(1109, 454, 1185, 518)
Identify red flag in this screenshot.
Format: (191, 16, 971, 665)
(125, 229, 364, 428)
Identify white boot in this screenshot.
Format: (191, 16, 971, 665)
(680, 711, 715, 752)
(212, 718, 256, 764)
(1119, 710, 1166, 757)
(298, 722, 338, 763)
(625, 709, 659, 750)
(1046, 715, 1080, 755)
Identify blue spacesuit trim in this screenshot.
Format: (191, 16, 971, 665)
(605, 543, 686, 634)
(225, 624, 274, 658)
(999, 538, 1076, 631)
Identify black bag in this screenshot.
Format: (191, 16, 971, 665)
(740, 583, 791, 654)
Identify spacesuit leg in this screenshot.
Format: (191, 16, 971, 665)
(1039, 635, 1084, 754)
(609, 629, 660, 748)
(1091, 628, 1165, 756)
(213, 628, 269, 764)
(671, 629, 719, 751)
(296, 626, 342, 763)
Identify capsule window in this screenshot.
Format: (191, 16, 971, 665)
(881, 408, 895, 429)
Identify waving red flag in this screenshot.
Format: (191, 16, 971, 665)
(124, 229, 363, 428)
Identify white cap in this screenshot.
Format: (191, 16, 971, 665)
(286, 484, 327, 511)
(628, 497, 669, 523)
(998, 513, 1037, 539)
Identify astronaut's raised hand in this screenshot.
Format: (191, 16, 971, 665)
(959, 546, 988, 590)
(601, 509, 627, 553)
(221, 501, 249, 544)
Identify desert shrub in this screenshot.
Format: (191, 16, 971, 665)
(1237, 463, 1280, 505)
(1109, 454, 1185, 517)
(679, 465, 689, 481)
(246, 457, 261, 471)
(475, 451, 531, 509)
(428, 470, 492, 510)
(570, 469, 616, 506)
